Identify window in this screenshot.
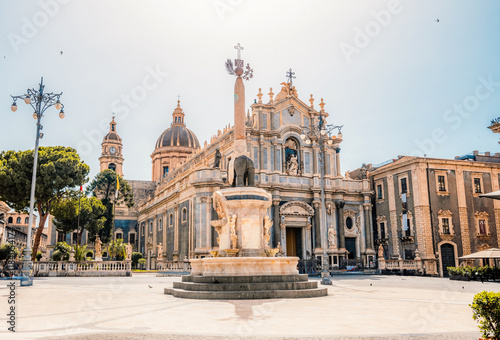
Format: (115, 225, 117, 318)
(474, 178, 482, 194)
(438, 176, 446, 191)
(262, 113, 267, 129)
(345, 217, 353, 230)
(182, 208, 187, 222)
(479, 219, 487, 235)
(116, 232, 122, 240)
(263, 148, 268, 170)
(16, 217, 21, 224)
(129, 233, 135, 245)
(158, 219, 162, 231)
(380, 222, 386, 239)
(169, 213, 174, 227)
(25, 217, 29, 224)
(141, 223, 145, 236)
(108, 163, 116, 171)
(163, 166, 169, 177)
(8, 217, 13, 224)
(57, 232, 65, 242)
(149, 222, 153, 233)
(72, 232, 78, 244)
(377, 184, 383, 199)
(400, 178, 407, 194)
(442, 218, 450, 234)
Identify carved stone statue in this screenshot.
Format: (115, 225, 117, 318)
(328, 227, 336, 248)
(345, 171, 351, 179)
(157, 243, 163, 259)
(228, 155, 255, 187)
(378, 244, 384, 259)
(95, 235, 102, 256)
(360, 167, 368, 180)
(213, 148, 221, 168)
(229, 214, 237, 249)
(126, 243, 132, 260)
(287, 154, 299, 176)
(263, 215, 272, 249)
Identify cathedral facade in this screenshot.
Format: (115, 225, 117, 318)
(103, 77, 374, 270)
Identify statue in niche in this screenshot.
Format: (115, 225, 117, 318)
(263, 215, 272, 249)
(328, 227, 336, 248)
(378, 244, 385, 259)
(287, 154, 299, 176)
(229, 214, 238, 249)
(213, 148, 221, 168)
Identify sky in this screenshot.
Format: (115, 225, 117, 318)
(1, 0, 500, 184)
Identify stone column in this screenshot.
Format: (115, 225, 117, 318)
(336, 201, 345, 251)
(272, 141, 278, 172)
(259, 135, 264, 170)
(312, 144, 318, 175)
(234, 75, 246, 155)
(173, 203, 179, 261)
(335, 148, 341, 177)
(364, 203, 373, 251)
(313, 201, 321, 251)
(273, 198, 281, 248)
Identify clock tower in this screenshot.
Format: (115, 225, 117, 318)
(99, 117, 124, 176)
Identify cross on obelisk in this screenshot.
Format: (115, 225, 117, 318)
(286, 68, 296, 86)
(234, 43, 244, 60)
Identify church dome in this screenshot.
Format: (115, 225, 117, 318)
(154, 100, 200, 150)
(155, 125, 200, 149)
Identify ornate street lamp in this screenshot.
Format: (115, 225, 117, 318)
(300, 109, 342, 285)
(10, 77, 65, 286)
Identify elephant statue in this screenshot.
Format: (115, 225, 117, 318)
(228, 155, 255, 187)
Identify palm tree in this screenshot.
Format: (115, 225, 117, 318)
(108, 239, 126, 261)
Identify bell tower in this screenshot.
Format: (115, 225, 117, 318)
(99, 116, 124, 176)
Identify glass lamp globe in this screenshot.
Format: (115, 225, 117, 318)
(320, 128, 326, 135)
(59, 110, 65, 119)
(305, 139, 311, 145)
(300, 133, 306, 140)
(55, 101, 62, 110)
(24, 96, 31, 104)
(11, 102, 17, 112)
(33, 112, 38, 119)
(327, 139, 333, 145)
(338, 131, 343, 139)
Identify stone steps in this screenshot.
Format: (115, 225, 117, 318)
(183, 274, 309, 284)
(173, 280, 317, 292)
(164, 287, 328, 300)
(165, 274, 328, 300)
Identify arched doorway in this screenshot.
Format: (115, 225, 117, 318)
(279, 201, 314, 259)
(440, 243, 455, 277)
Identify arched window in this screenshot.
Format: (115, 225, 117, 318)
(16, 217, 21, 224)
(284, 138, 300, 175)
(158, 219, 163, 231)
(163, 166, 169, 177)
(25, 217, 29, 224)
(182, 208, 187, 222)
(149, 222, 153, 233)
(8, 217, 13, 224)
(169, 213, 174, 227)
(108, 163, 116, 171)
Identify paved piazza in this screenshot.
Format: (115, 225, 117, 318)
(0, 273, 497, 339)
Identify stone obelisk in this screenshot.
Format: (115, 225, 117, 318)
(228, 43, 252, 156)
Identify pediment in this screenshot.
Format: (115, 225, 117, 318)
(280, 201, 314, 216)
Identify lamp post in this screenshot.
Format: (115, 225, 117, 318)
(300, 110, 342, 285)
(10, 77, 64, 286)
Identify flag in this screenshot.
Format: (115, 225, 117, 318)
(80, 185, 83, 192)
(115, 178, 120, 199)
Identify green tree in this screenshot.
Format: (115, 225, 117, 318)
(131, 252, 143, 268)
(108, 239, 127, 260)
(0, 243, 19, 264)
(52, 193, 107, 245)
(87, 170, 133, 243)
(73, 244, 88, 262)
(0, 147, 89, 261)
(51, 241, 72, 261)
(470, 291, 500, 338)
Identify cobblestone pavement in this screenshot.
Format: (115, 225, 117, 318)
(1, 273, 496, 339)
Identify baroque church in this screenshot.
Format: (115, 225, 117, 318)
(99, 64, 374, 270)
